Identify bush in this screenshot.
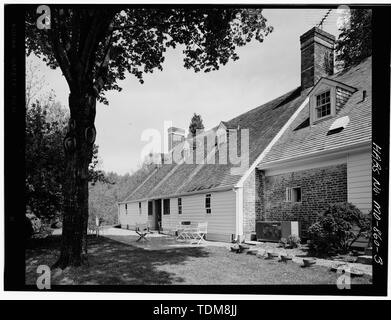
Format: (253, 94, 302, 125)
(307, 203, 371, 256)
(286, 235, 301, 248)
(279, 237, 288, 248)
(279, 235, 301, 248)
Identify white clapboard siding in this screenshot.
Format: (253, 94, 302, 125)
(347, 150, 372, 213)
(119, 201, 148, 229)
(161, 190, 236, 242)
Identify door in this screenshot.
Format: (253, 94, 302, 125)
(147, 201, 153, 228)
(154, 199, 162, 230)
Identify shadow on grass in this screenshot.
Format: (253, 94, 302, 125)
(26, 235, 209, 285)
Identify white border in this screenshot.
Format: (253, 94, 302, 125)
(1, 0, 390, 300)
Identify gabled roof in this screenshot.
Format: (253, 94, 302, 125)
(307, 77, 357, 97)
(260, 57, 372, 166)
(122, 86, 309, 202)
(122, 57, 371, 203)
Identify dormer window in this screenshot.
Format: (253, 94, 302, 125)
(216, 122, 229, 147)
(309, 78, 356, 125)
(217, 129, 227, 145)
(315, 90, 331, 119)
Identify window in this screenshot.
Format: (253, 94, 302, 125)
(138, 202, 142, 215)
(315, 91, 331, 119)
(163, 199, 170, 215)
(148, 201, 153, 216)
(205, 194, 211, 214)
(178, 198, 182, 214)
(125, 203, 128, 214)
(286, 187, 302, 203)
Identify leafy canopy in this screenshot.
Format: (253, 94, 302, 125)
(26, 7, 273, 104)
(307, 202, 371, 256)
(336, 9, 372, 69)
(189, 113, 205, 137)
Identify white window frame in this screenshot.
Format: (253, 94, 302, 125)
(285, 187, 302, 203)
(310, 85, 337, 125)
(163, 199, 170, 215)
(285, 188, 292, 202)
(315, 90, 332, 120)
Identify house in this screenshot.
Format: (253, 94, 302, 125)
(118, 27, 372, 242)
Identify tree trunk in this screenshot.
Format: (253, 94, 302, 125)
(53, 90, 96, 269)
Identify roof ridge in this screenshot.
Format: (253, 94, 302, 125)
(225, 86, 301, 125)
(331, 56, 372, 78)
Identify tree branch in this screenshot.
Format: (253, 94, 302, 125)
(49, 11, 73, 87)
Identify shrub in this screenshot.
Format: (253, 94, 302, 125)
(279, 237, 288, 248)
(286, 235, 301, 248)
(279, 235, 301, 248)
(307, 202, 371, 256)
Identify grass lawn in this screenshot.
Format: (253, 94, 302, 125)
(26, 235, 372, 285)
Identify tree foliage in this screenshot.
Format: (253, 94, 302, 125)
(189, 113, 205, 137)
(336, 9, 372, 69)
(25, 6, 273, 267)
(88, 165, 156, 226)
(26, 7, 273, 104)
(307, 202, 371, 256)
(26, 100, 68, 220)
(26, 96, 107, 220)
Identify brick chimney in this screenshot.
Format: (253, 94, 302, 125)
(300, 27, 335, 90)
(168, 127, 185, 151)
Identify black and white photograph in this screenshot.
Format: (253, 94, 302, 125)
(2, 2, 390, 298)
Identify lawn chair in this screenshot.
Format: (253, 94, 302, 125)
(176, 221, 193, 240)
(190, 222, 208, 245)
(135, 222, 150, 242)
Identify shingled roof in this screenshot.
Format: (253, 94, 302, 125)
(122, 85, 311, 202)
(260, 56, 371, 166)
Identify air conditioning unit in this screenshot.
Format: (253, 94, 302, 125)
(256, 221, 299, 242)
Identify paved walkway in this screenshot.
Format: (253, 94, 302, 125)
(101, 227, 231, 251)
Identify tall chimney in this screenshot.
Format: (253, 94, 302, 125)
(168, 127, 185, 151)
(300, 27, 335, 90)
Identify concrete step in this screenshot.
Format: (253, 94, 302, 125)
(365, 247, 372, 256)
(356, 255, 372, 265)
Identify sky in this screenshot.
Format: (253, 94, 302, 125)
(27, 8, 345, 175)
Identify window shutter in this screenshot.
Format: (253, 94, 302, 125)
(286, 188, 292, 202)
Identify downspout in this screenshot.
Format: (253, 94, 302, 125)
(117, 203, 120, 226)
(233, 186, 244, 242)
(233, 96, 310, 243)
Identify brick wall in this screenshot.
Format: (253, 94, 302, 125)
(242, 169, 263, 239)
(300, 27, 335, 89)
(336, 87, 352, 113)
(257, 164, 347, 237)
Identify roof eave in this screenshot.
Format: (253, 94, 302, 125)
(308, 77, 358, 97)
(257, 140, 371, 170)
(117, 184, 235, 205)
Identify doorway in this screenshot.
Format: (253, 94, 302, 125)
(154, 199, 162, 231)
